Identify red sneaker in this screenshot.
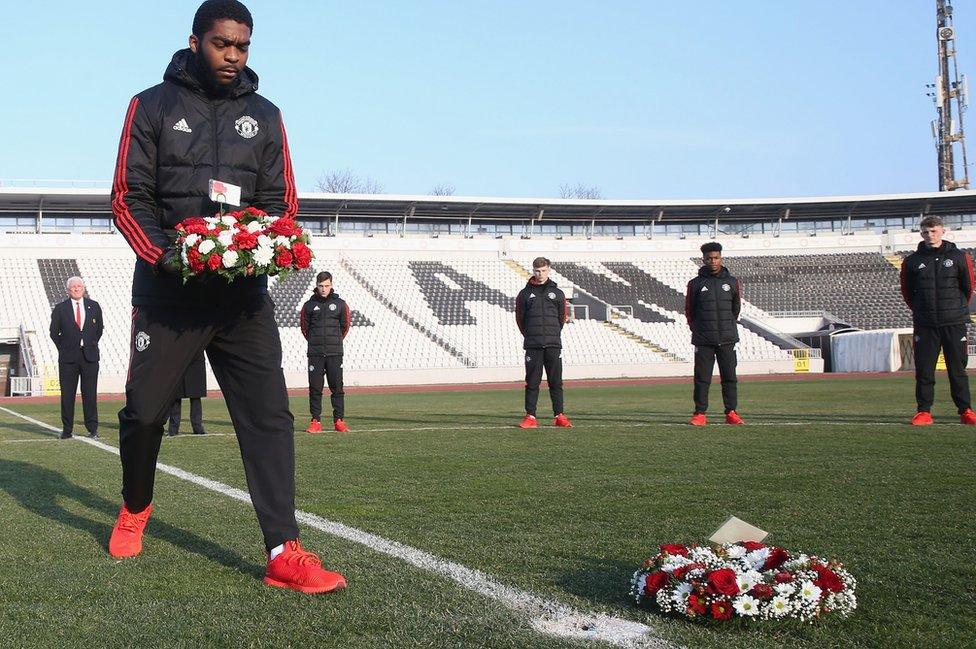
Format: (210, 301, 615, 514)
(334, 419, 349, 432)
(306, 419, 322, 434)
(519, 414, 538, 429)
(264, 540, 347, 594)
(725, 410, 745, 425)
(960, 409, 976, 425)
(109, 503, 153, 558)
(553, 413, 573, 427)
(689, 413, 707, 426)
(911, 411, 933, 426)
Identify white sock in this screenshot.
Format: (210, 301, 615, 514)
(269, 543, 285, 560)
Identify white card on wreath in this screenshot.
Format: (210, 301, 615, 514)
(708, 516, 768, 545)
(209, 179, 241, 206)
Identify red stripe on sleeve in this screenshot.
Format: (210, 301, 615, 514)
(111, 97, 162, 264)
(966, 253, 975, 301)
(899, 262, 911, 308)
(343, 304, 351, 338)
(685, 280, 693, 326)
(279, 118, 298, 219)
(562, 298, 569, 324)
(300, 304, 308, 339)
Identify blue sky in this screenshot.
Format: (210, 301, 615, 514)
(0, 1, 970, 199)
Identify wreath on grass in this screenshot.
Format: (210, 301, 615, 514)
(630, 541, 856, 622)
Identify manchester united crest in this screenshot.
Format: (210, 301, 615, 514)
(235, 115, 259, 139)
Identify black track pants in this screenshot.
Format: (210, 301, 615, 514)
(693, 343, 738, 414)
(524, 346, 564, 416)
(913, 323, 972, 413)
(117, 296, 298, 551)
(308, 355, 344, 421)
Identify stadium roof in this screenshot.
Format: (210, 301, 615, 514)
(2, 186, 976, 225)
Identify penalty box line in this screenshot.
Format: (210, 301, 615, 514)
(0, 405, 679, 649)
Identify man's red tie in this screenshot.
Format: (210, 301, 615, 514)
(75, 302, 82, 330)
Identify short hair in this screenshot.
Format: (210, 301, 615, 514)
(919, 216, 944, 229)
(532, 257, 551, 269)
(316, 271, 333, 283)
(65, 276, 84, 289)
(192, 0, 253, 38)
(700, 242, 722, 255)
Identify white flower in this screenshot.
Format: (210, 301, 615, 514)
(181, 248, 188, 264)
(689, 547, 716, 562)
(671, 582, 693, 606)
(257, 234, 273, 248)
(253, 246, 273, 266)
(197, 239, 216, 255)
(732, 595, 760, 617)
(726, 545, 747, 559)
(221, 215, 237, 226)
(737, 570, 762, 593)
(246, 220, 263, 233)
(774, 582, 795, 596)
(768, 595, 791, 617)
(184, 233, 200, 247)
(221, 250, 239, 268)
(745, 548, 770, 571)
(274, 235, 292, 249)
(204, 216, 219, 225)
(217, 229, 235, 247)
(798, 580, 822, 602)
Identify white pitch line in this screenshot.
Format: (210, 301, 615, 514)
(0, 405, 678, 649)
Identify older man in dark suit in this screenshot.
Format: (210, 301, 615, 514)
(50, 276, 103, 439)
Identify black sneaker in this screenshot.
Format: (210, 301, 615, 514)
(87, 432, 100, 440)
(58, 431, 73, 439)
(166, 430, 178, 437)
(192, 430, 207, 435)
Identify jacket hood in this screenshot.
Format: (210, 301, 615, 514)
(698, 265, 731, 278)
(527, 277, 558, 288)
(916, 239, 958, 255)
(163, 48, 259, 99)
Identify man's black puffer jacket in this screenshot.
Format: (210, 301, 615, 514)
(685, 266, 742, 346)
(300, 292, 351, 357)
(111, 49, 298, 309)
(901, 240, 974, 327)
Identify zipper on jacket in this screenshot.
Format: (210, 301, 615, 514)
(210, 100, 220, 178)
(934, 254, 941, 326)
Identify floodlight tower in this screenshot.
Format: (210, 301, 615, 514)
(931, 0, 970, 190)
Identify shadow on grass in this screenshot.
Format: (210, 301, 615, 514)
(0, 459, 262, 579)
(554, 555, 642, 610)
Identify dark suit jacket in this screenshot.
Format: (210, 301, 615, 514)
(50, 298, 103, 363)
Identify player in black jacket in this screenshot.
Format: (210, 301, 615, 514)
(900, 216, 976, 426)
(109, 0, 345, 594)
(685, 242, 745, 426)
(515, 257, 573, 429)
(300, 272, 352, 433)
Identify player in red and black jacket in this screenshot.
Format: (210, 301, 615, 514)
(685, 241, 745, 426)
(514, 257, 572, 429)
(899, 215, 976, 425)
(300, 271, 352, 433)
(108, 0, 345, 595)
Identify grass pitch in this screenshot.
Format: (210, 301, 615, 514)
(0, 375, 973, 648)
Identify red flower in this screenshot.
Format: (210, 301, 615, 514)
(233, 230, 259, 250)
(673, 563, 705, 579)
(710, 600, 733, 620)
(706, 568, 739, 597)
(644, 571, 669, 595)
(749, 583, 774, 600)
(765, 547, 790, 571)
(812, 564, 844, 593)
(274, 248, 294, 268)
(187, 247, 204, 273)
(740, 540, 765, 552)
(687, 594, 707, 616)
(659, 544, 689, 557)
(774, 571, 794, 584)
(181, 217, 210, 235)
(244, 206, 265, 217)
(269, 218, 300, 237)
(292, 241, 312, 268)
(207, 253, 222, 271)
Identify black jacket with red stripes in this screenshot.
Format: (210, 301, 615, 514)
(515, 278, 567, 349)
(111, 49, 298, 309)
(900, 240, 975, 327)
(300, 291, 351, 357)
(685, 266, 742, 346)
